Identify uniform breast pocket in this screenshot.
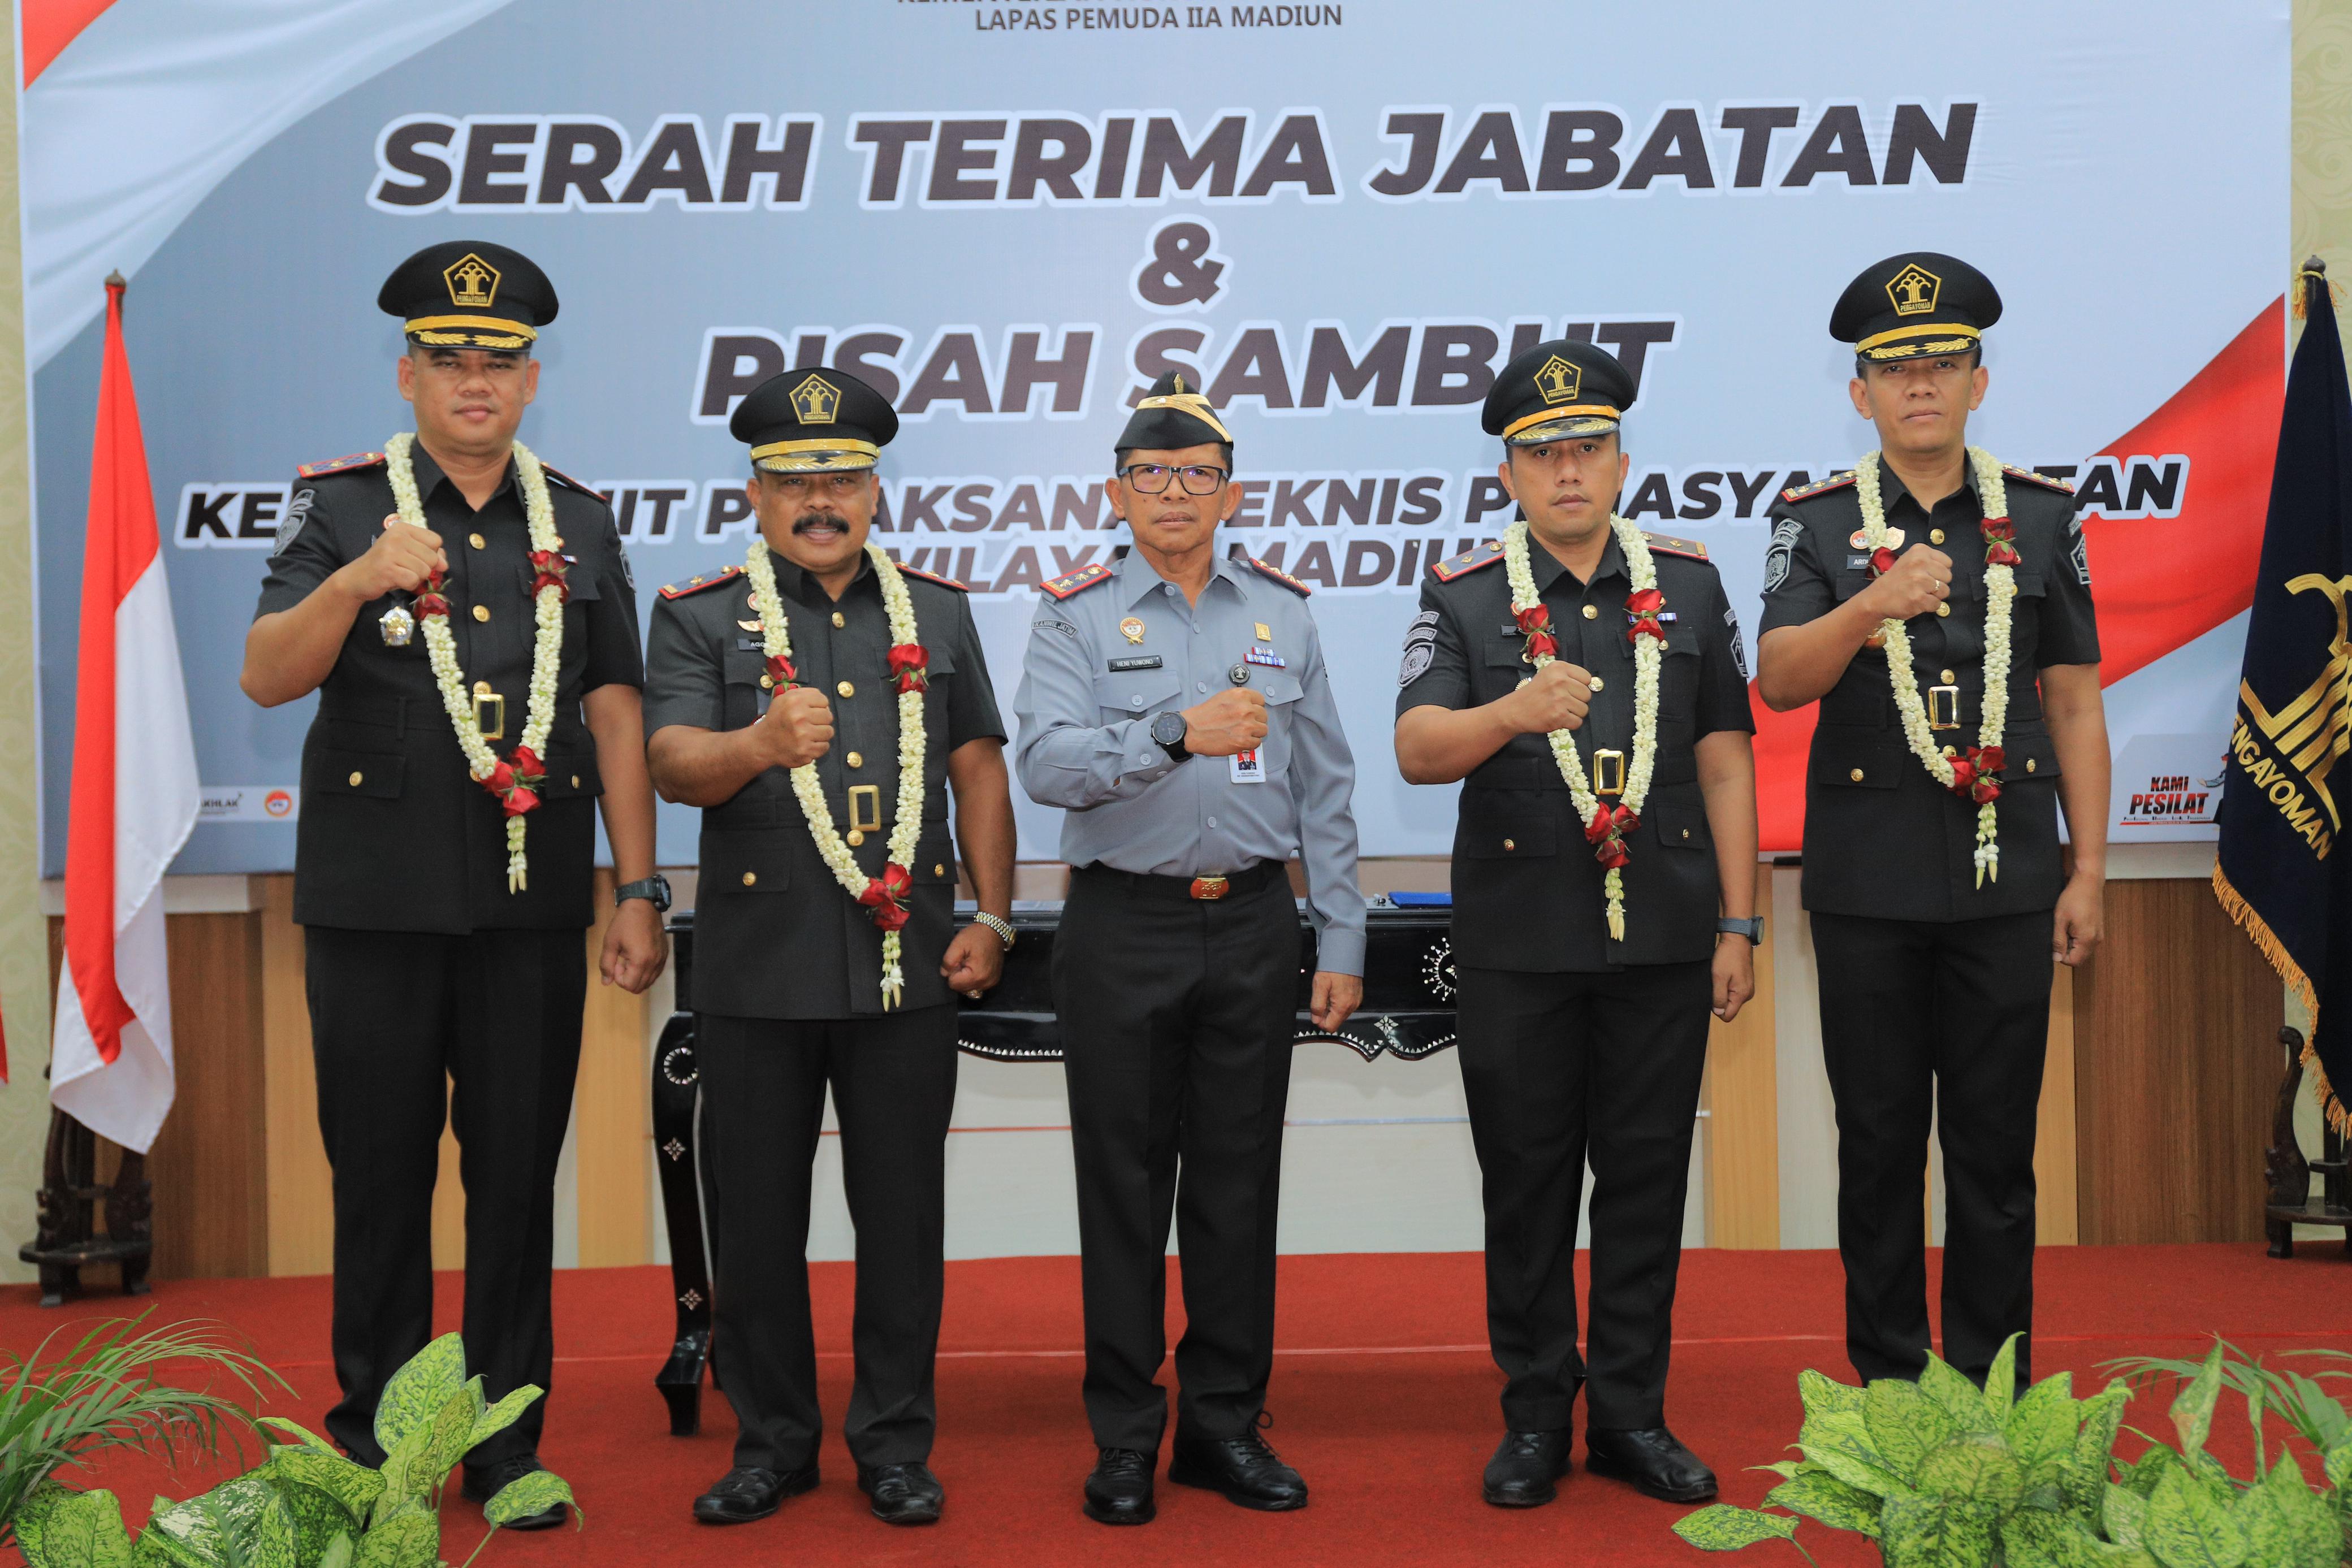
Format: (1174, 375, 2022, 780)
(1811, 725, 1905, 791)
(2007, 568, 2048, 666)
(1653, 621, 1702, 724)
(700, 830, 792, 895)
(721, 646, 769, 731)
(312, 749, 405, 800)
(1093, 669, 1183, 718)
(1252, 669, 1305, 774)
(916, 642, 958, 729)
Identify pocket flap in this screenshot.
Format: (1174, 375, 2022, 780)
(315, 750, 404, 799)
(1456, 790, 1557, 859)
(700, 830, 793, 894)
(1093, 670, 1183, 713)
(1254, 670, 1303, 705)
(1810, 725, 1905, 791)
(2001, 725, 2061, 782)
(540, 751, 603, 800)
(1653, 798, 1711, 850)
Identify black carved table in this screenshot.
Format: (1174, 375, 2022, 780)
(650, 895, 1460, 1435)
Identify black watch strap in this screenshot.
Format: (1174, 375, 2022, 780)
(617, 874, 672, 912)
(1716, 915, 1763, 942)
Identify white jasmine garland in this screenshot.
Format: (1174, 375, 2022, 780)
(1503, 515, 1663, 942)
(744, 536, 926, 1008)
(386, 431, 563, 893)
(1856, 445, 2014, 886)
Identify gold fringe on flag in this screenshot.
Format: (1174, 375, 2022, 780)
(2213, 863, 2344, 1130)
(2295, 257, 2342, 320)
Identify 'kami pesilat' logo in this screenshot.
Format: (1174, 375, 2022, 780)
(1886, 263, 1941, 317)
(790, 374, 840, 425)
(442, 252, 500, 309)
(1534, 355, 1582, 405)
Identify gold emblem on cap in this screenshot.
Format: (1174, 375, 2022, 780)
(791, 374, 841, 425)
(443, 253, 500, 309)
(1534, 355, 1583, 406)
(1119, 616, 1146, 645)
(1886, 263, 1940, 317)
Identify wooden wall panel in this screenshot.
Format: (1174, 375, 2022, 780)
(2074, 879, 2283, 1244)
(261, 873, 334, 1276)
(573, 868, 652, 1266)
(2037, 962, 2079, 1246)
(1704, 867, 1780, 1249)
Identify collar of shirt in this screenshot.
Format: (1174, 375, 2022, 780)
(1113, 544, 1251, 608)
(1527, 529, 1629, 596)
(767, 544, 876, 609)
(406, 441, 516, 512)
(1875, 456, 1984, 523)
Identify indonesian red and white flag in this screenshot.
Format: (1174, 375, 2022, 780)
(50, 278, 199, 1153)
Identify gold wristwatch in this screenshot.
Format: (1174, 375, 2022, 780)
(971, 911, 1015, 949)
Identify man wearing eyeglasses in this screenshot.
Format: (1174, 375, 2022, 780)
(1014, 370, 1365, 1526)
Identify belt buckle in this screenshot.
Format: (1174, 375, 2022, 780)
(1592, 748, 1625, 796)
(1189, 875, 1230, 900)
(1928, 685, 1961, 731)
(472, 681, 505, 741)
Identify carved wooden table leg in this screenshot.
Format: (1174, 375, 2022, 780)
(2268, 1029, 2311, 1259)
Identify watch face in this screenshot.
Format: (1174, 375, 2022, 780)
(1152, 712, 1184, 746)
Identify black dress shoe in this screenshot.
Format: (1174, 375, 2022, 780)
(1084, 1447, 1157, 1525)
(1169, 1426, 1308, 1511)
(1585, 1426, 1718, 1502)
(858, 1462, 943, 1526)
(459, 1456, 567, 1531)
(1483, 1429, 1573, 1508)
(692, 1463, 820, 1524)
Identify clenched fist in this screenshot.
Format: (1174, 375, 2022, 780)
(754, 686, 834, 769)
(338, 516, 447, 602)
(1856, 543, 1955, 623)
(1503, 661, 1596, 734)
(1180, 687, 1268, 757)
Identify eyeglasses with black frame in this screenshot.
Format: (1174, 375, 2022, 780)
(1118, 462, 1230, 496)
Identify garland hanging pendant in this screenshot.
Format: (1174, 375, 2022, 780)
(743, 538, 928, 1008)
(1856, 445, 2016, 887)
(386, 432, 565, 893)
(1503, 516, 1665, 941)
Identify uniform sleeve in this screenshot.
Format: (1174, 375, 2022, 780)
(1394, 574, 1472, 716)
(1694, 571, 1757, 737)
(1756, 507, 1835, 636)
(581, 510, 644, 692)
(1012, 601, 1180, 808)
(2035, 509, 2102, 668)
(1285, 617, 1365, 976)
(642, 596, 722, 738)
(945, 592, 1008, 746)
(254, 480, 347, 618)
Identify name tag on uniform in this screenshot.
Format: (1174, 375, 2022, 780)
(1847, 555, 1872, 571)
(1244, 646, 1285, 668)
(1230, 748, 1267, 784)
(1108, 655, 1162, 672)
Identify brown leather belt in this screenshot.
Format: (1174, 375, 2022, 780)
(1074, 860, 1287, 902)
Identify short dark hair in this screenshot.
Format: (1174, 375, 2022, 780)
(1114, 444, 1234, 474)
(1856, 344, 1983, 376)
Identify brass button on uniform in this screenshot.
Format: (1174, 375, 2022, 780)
(832, 611, 846, 629)
(348, 770, 364, 786)
(472, 604, 491, 622)
(2026, 757, 2038, 773)
(1681, 828, 1692, 839)
(1929, 529, 1945, 545)
(837, 680, 855, 699)
(1935, 602, 1951, 617)
(469, 532, 486, 550)
(741, 871, 758, 887)
(933, 864, 946, 877)
(1589, 677, 1604, 691)
(1581, 605, 1598, 620)
(1940, 669, 1956, 683)
(1849, 768, 1865, 782)
(759, 675, 773, 689)
(1503, 838, 1516, 851)
(847, 830, 864, 847)
(570, 775, 581, 788)
(846, 751, 863, 769)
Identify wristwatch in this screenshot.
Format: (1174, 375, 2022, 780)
(970, 911, 1016, 950)
(1717, 915, 1763, 943)
(1149, 709, 1191, 763)
(617, 874, 673, 912)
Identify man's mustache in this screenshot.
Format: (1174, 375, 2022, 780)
(793, 512, 850, 535)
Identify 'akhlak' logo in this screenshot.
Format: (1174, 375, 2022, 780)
(791, 374, 841, 425)
(1534, 355, 1581, 405)
(1886, 263, 1940, 317)
(443, 253, 500, 309)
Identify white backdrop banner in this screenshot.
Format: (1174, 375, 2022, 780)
(24, 0, 2290, 870)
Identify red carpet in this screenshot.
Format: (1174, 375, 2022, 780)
(6, 1246, 2351, 1567)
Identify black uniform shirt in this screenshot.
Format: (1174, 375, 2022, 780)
(255, 445, 642, 933)
(1758, 461, 2099, 921)
(1399, 531, 1753, 972)
(643, 551, 1005, 1020)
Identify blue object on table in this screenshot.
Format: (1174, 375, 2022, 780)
(1385, 891, 1453, 907)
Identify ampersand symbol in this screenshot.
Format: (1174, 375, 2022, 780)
(1135, 220, 1226, 309)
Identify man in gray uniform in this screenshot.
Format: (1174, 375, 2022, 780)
(1015, 372, 1364, 1526)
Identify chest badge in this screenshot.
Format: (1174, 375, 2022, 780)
(1850, 527, 1905, 551)
(1255, 621, 1272, 642)
(738, 619, 763, 633)
(1244, 646, 1285, 668)
(1228, 663, 1251, 686)
(1119, 616, 1146, 645)
(379, 604, 416, 647)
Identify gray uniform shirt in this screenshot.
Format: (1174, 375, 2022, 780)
(1014, 548, 1366, 976)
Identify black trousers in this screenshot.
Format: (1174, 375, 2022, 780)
(305, 925, 586, 1467)
(698, 1006, 959, 1471)
(1810, 910, 2052, 1390)
(1053, 865, 1299, 1452)
(1455, 961, 1712, 1432)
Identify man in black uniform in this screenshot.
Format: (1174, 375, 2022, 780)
(1395, 341, 1758, 1508)
(1757, 253, 2108, 1392)
(241, 241, 666, 1526)
(644, 369, 1017, 1529)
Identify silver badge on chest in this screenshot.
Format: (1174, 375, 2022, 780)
(379, 604, 416, 647)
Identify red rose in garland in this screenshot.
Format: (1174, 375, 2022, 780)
(1514, 603, 1558, 662)
(857, 862, 914, 932)
(888, 643, 930, 694)
(1625, 586, 1667, 644)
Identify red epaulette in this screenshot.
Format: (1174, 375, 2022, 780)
(1040, 562, 1112, 600)
(1644, 532, 1710, 562)
(658, 565, 743, 600)
(538, 462, 607, 501)
(1779, 471, 1857, 505)
(1243, 555, 1312, 597)
(2001, 464, 2077, 495)
(896, 562, 970, 592)
(296, 451, 386, 480)
(1429, 541, 1504, 582)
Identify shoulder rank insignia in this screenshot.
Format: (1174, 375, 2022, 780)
(296, 451, 386, 480)
(1644, 532, 1709, 562)
(1430, 540, 1506, 582)
(1040, 562, 1113, 600)
(2001, 463, 2077, 495)
(1779, 471, 1858, 504)
(896, 562, 971, 592)
(1243, 555, 1312, 597)
(657, 565, 743, 600)
(537, 462, 607, 501)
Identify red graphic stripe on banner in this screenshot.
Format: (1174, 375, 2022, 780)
(23, 0, 119, 85)
(1754, 299, 2286, 854)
